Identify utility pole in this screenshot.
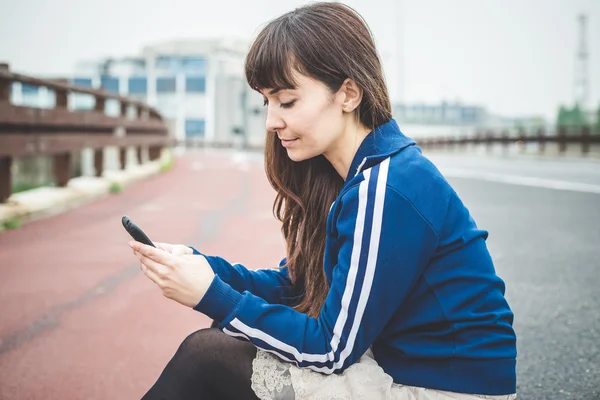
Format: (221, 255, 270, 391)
(574, 14, 589, 110)
(395, 0, 405, 105)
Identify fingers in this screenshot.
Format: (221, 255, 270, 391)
(154, 242, 172, 253)
(129, 241, 176, 266)
(139, 259, 161, 285)
(133, 250, 171, 276)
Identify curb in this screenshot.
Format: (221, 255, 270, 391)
(0, 153, 173, 232)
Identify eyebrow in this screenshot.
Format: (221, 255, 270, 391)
(269, 88, 282, 95)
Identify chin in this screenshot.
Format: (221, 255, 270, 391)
(286, 148, 319, 163)
(285, 150, 306, 162)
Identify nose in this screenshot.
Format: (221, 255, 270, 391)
(265, 107, 285, 135)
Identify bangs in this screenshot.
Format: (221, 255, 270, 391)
(244, 19, 305, 93)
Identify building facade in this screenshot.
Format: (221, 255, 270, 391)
(10, 38, 268, 147)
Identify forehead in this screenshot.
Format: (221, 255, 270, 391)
(259, 73, 322, 96)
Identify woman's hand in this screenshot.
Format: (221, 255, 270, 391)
(154, 242, 194, 256)
(129, 240, 215, 308)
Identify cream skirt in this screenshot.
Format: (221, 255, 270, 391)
(251, 349, 517, 400)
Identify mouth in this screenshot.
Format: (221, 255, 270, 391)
(280, 138, 299, 148)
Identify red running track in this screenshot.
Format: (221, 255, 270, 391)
(0, 151, 285, 399)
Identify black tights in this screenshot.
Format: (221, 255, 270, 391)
(142, 322, 259, 400)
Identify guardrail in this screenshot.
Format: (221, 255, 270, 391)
(0, 63, 175, 203)
(416, 126, 600, 155)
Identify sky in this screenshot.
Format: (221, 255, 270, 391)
(1, 0, 599, 121)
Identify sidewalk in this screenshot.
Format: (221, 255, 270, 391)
(0, 151, 174, 231)
(0, 149, 285, 399)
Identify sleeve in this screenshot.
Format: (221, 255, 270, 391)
(194, 161, 439, 373)
(189, 248, 300, 306)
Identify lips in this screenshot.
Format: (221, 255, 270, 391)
(280, 138, 298, 148)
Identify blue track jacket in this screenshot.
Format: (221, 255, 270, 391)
(192, 119, 517, 395)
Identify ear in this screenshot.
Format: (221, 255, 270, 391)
(339, 78, 363, 113)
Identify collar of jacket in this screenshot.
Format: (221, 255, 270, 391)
(345, 118, 416, 185)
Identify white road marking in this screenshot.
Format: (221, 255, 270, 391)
(440, 168, 600, 194)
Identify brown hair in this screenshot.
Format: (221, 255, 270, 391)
(245, 2, 392, 318)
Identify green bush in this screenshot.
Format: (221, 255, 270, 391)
(3, 219, 22, 230)
(12, 182, 47, 194)
(160, 157, 175, 173)
(109, 182, 123, 194)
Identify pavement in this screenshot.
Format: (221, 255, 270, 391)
(0, 148, 599, 399)
(0, 151, 174, 230)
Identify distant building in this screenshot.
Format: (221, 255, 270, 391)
(9, 38, 267, 147)
(393, 101, 489, 126)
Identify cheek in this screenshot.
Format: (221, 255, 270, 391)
(293, 102, 339, 139)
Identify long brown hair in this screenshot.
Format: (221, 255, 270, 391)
(245, 2, 392, 318)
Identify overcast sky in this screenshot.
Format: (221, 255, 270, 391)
(1, 0, 598, 120)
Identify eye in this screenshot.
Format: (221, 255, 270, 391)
(262, 98, 269, 107)
(280, 100, 296, 109)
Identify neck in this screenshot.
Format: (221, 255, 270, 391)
(323, 118, 371, 180)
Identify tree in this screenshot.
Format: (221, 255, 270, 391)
(557, 105, 568, 126)
(556, 104, 587, 128)
(571, 104, 587, 127)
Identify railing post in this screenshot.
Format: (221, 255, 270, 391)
(92, 95, 106, 176)
(52, 78, 71, 186)
(136, 106, 144, 163)
(53, 153, 72, 187)
(119, 148, 127, 170)
(558, 126, 567, 154)
(537, 128, 545, 155)
(0, 156, 11, 203)
(446, 136, 456, 152)
(517, 128, 526, 154)
(94, 149, 104, 177)
(0, 64, 11, 202)
(0, 63, 10, 102)
(460, 134, 468, 152)
(486, 130, 494, 153)
(501, 129, 509, 154)
(149, 146, 161, 161)
(581, 125, 590, 155)
(119, 101, 128, 170)
(54, 78, 69, 108)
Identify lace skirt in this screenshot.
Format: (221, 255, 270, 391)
(251, 349, 517, 400)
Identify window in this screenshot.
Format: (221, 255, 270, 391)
(72, 78, 93, 88)
(185, 76, 206, 93)
(185, 119, 205, 136)
(128, 77, 147, 95)
(100, 76, 119, 94)
(157, 77, 176, 93)
(21, 84, 39, 95)
(156, 56, 206, 75)
(181, 57, 207, 75)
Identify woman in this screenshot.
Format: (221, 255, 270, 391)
(129, 3, 517, 399)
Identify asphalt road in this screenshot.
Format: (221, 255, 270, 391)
(431, 152, 600, 400)
(0, 149, 598, 399)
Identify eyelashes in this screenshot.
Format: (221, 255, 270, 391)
(262, 99, 296, 109)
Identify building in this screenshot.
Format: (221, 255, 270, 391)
(393, 101, 489, 126)
(10, 38, 268, 147)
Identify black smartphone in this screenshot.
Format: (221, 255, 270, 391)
(122, 216, 156, 247)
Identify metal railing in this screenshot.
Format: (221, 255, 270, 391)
(416, 126, 600, 155)
(0, 63, 175, 203)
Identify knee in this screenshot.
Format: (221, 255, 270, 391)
(176, 328, 229, 364)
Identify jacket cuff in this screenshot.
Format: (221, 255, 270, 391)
(189, 246, 202, 255)
(193, 275, 242, 321)
(189, 247, 221, 275)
